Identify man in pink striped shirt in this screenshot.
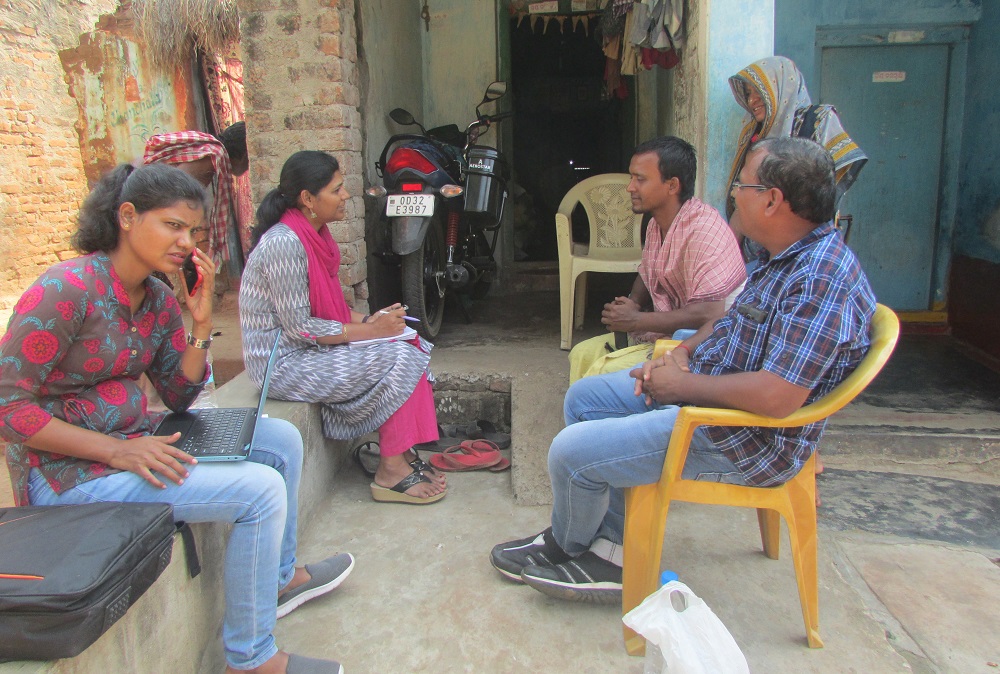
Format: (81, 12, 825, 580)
(569, 136, 746, 382)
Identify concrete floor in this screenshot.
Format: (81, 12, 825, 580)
(11, 273, 992, 673)
(260, 277, 1000, 674)
(274, 468, 1000, 673)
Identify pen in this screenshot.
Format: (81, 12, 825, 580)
(378, 304, 408, 315)
(403, 316, 420, 322)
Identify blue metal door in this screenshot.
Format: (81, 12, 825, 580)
(820, 45, 949, 310)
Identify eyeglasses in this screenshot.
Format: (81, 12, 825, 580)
(731, 181, 769, 192)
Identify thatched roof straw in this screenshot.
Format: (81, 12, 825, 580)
(132, 0, 239, 72)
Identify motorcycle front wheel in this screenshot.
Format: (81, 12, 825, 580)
(400, 213, 446, 339)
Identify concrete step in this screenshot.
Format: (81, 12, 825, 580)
(505, 260, 559, 293)
(824, 416, 1000, 477)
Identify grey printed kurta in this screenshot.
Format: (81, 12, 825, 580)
(239, 224, 432, 439)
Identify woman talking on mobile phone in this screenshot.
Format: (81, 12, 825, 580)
(0, 162, 352, 674)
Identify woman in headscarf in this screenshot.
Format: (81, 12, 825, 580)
(726, 56, 867, 258)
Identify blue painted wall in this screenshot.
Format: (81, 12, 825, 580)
(776, 0, 1000, 292)
(954, 0, 1000, 263)
(776, 1, 981, 87)
(703, 0, 774, 211)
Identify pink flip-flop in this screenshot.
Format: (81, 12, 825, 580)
(429, 440, 502, 472)
(460, 439, 510, 471)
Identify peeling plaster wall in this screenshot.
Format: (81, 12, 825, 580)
(241, 0, 369, 310)
(60, 14, 201, 185)
(670, 0, 707, 197)
(0, 0, 118, 312)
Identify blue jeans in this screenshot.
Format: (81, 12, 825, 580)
(27, 417, 302, 670)
(551, 368, 747, 555)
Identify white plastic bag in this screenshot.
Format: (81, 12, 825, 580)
(623, 581, 749, 674)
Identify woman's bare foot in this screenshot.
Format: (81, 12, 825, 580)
(279, 566, 312, 597)
(374, 453, 446, 499)
(404, 449, 447, 487)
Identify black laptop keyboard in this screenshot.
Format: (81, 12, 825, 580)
(181, 408, 251, 454)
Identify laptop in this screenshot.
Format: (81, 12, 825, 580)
(153, 334, 280, 461)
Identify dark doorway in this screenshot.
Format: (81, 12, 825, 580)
(509, 16, 633, 261)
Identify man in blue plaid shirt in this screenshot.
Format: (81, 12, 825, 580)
(491, 137, 876, 604)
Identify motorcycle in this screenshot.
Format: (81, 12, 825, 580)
(365, 81, 511, 339)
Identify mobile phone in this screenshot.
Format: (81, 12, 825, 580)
(182, 254, 203, 295)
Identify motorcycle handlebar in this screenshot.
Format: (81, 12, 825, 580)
(465, 112, 512, 138)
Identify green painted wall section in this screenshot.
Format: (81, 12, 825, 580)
(358, 0, 425, 188)
(422, 1, 498, 139)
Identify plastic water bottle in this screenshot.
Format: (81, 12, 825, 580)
(643, 570, 680, 674)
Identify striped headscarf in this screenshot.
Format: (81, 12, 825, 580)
(726, 56, 867, 214)
(143, 131, 233, 262)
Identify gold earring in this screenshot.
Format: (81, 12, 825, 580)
(309, 208, 317, 220)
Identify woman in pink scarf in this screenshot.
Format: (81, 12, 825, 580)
(239, 151, 445, 504)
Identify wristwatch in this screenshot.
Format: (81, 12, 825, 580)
(186, 332, 212, 349)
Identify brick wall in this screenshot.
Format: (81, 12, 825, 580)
(0, 3, 116, 314)
(240, 0, 369, 311)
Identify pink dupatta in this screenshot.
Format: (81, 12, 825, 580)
(281, 208, 352, 324)
(281, 209, 439, 457)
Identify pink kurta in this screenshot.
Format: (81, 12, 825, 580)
(635, 197, 745, 343)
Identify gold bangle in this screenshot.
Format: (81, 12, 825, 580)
(187, 332, 212, 349)
(342, 324, 348, 339)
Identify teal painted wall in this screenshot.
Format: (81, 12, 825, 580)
(954, 0, 1000, 263)
(776, 1, 981, 87)
(775, 0, 998, 309)
(704, 0, 774, 211)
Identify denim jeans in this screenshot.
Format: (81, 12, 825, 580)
(551, 368, 747, 555)
(27, 417, 302, 670)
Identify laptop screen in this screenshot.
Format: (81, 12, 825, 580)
(249, 333, 281, 445)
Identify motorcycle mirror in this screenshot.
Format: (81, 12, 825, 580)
(476, 81, 508, 122)
(389, 108, 418, 126)
(482, 81, 508, 103)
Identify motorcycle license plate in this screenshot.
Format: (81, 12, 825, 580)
(385, 194, 435, 217)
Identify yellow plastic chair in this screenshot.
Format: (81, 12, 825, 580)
(556, 173, 643, 350)
(621, 304, 899, 654)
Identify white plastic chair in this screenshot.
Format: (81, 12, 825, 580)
(556, 173, 644, 350)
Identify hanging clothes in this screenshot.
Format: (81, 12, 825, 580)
(626, 0, 683, 71)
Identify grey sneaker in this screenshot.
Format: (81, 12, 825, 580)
(286, 653, 344, 674)
(277, 552, 355, 619)
(490, 528, 573, 582)
(520, 551, 622, 604)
